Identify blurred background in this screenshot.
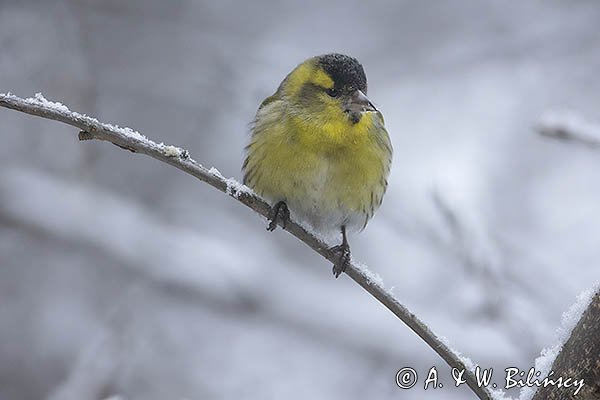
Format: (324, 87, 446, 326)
(1, 0, 600, 399)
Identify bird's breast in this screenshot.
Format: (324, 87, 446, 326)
(245, 108, 389, 233)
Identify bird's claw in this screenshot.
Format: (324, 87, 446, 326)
(267, 201, 289, 231)
(330, 243, 351, 278)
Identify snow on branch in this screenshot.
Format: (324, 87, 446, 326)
(537, 111, 600, 150)
(529, 286, 600, 400)
(0, 92, 494, 400)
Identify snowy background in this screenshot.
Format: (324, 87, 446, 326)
(1, 1, 600, 399)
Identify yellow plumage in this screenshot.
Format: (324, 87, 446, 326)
(243, 54, 392, 276)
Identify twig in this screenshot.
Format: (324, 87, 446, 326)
(537, 111, 600, 150)
(0, 92, 494, 400)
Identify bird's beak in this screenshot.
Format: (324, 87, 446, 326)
(347, 90, 377, 113)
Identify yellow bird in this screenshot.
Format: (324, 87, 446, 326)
(243, 54, 392, 277)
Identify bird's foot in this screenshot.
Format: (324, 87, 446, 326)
(330, 242, 351, 278)
(267, 201, 290, 231)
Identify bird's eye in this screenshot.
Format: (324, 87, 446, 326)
(326, 88, 340, 98)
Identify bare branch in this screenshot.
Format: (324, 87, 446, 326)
(537, 111, 600, 150)
(0, 92, 494, 400)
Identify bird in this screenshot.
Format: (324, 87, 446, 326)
(242, 53, 392, 278)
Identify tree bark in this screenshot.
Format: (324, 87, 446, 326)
(532, 291, 600, 400)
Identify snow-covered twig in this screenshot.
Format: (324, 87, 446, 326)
(537, 111, 600, 150)
(0, 92, 494, 400)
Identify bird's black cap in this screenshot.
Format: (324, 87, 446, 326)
(317, 53, 367, 93)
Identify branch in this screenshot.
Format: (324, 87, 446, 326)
(0, 93, 494, 400)
(531, 288, 600, 400)
(537, 111, 600, 150)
